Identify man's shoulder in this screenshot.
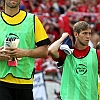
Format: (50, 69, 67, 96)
(20, 10, 34, 16)
(90, 47, 97, 54)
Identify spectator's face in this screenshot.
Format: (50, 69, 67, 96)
(5, 0, 20, 8)
(75, 28, 91, 46)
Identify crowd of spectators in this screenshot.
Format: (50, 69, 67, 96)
(19, 0, 100, 47)
(0, 0, 100, 99)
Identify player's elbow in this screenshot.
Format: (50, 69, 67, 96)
(48, 49, 59, 58)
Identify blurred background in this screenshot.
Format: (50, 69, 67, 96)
(0, 0, 100, 100)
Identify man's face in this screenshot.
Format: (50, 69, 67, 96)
(76, 28, 91, 46)
(5, 0, 20, 8)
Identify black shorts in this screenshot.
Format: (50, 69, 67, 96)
(0, 83, 34, 100)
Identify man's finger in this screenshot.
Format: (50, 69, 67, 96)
(0, 46, 4, 50)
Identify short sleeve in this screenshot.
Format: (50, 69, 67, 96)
(35, 16, 49, 43)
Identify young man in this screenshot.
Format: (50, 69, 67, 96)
(48, 21, 100, 100)
(0, 0, 50, 100)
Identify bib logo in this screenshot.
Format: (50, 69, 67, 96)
(76, 64, 87, 75)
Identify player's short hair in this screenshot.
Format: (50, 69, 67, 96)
(73, 21, 90, 34)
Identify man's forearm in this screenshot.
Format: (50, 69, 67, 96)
(48, 33, 69, 58)
(24, 45, 48, 58)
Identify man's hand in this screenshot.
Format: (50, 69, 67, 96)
(0, 46, 10, 60)
(61, 32, 69, 40)
(5, 47, 25, 58)
(6, 45, 49, 59)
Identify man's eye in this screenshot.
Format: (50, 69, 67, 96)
(89, 32, 91, 35)
(83, 32, 87, 34)
(83, 32, 91, 34)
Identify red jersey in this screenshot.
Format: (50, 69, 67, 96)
(58, 13, 72, 35)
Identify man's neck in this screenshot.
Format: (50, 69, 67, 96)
(74, 44, 87, 50)
(4, 7, 19, 16)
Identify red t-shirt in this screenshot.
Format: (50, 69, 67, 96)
(54, 46, 100, 73)
(98, 0, 100, 4)
(21, 0, 30, 8)
(77, 4, 87, 12)
(58, 14, 72, 35)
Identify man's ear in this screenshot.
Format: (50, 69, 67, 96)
(74, 32, 78, 38)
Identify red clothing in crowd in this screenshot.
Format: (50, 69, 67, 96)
(21, 0, 30, 9)
(98, 0, 100, 4)
(77, 4, 87, 12)
(58, 0, 66, 6)
(58, 13, 72, 35)
(95, 23, 100, 32)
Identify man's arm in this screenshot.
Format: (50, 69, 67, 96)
(5, 45, 48, 58)
(48, 32, 69, 58)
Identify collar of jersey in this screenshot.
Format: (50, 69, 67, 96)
(1, 10, 27, 25)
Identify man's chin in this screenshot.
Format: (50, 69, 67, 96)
(8, 4, 19, 8)
(9, 1, 19, 8)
